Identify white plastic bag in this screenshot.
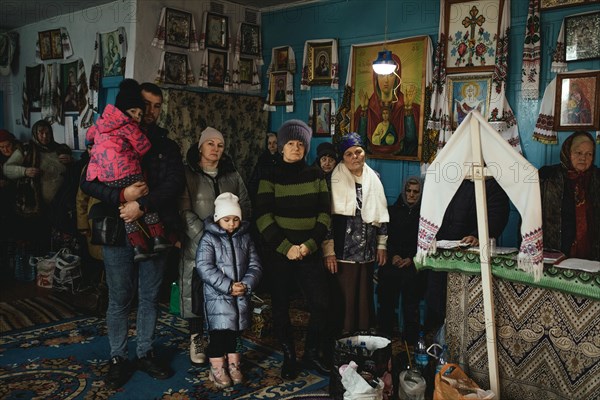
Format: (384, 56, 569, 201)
(32, 252, 58, 288)
(341, 361, 384, 400)
(398, 370, 426, 400)
(53, 248, 82, 292)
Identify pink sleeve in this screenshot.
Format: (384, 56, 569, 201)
(86, 125, 98, 143)
(124, 124, 152, 157)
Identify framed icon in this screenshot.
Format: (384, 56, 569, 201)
(307, 41, 333, 85)
(541, 0, 599, 10)
(239, 58, 253, 84)
(164, 52, 188, 85)
(350, 36, 429, 161)
(312, 99, 332, 137)
(564, 12, 600, 62)
(240, 23, 260, 56)
(275, 47, 289, 71)
(100, 30, 123, 77)
(165, 8, 192, 48)
(39, 29, 62, 60)
(50, 30, 63, 59)
(446, 74, 492, 129)
(269, 72, 288, 105)
(208, 50, 227, 87)
(205, 13, 228, 50)
(554, 71, 600, 131)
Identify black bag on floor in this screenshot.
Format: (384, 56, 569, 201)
(330, 333, 393, 400)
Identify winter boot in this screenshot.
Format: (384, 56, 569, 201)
(189, 333, 207, 365)
(227, 353, 243, 384)
(302, 329, 331, 375)
(209, 357, 232, 389)
(281, 342, 299, 380)
(128, 230, 153, 263)
(147, 222, 172, 252)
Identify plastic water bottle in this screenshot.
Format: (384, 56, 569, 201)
(359, 340, 368, 356)
(415, 331, 429, 372)
(435, 345, 448, 374)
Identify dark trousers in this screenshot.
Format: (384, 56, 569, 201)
(206, 329, 239, 358)
(424, 270, 448, 333)
(269, 252, 330, 347)
(334, 261, 375, 333)
(377, 264, 424, 343)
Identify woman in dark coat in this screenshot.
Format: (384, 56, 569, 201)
(539, 130, 599, 260)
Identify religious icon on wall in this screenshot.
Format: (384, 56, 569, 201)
(165, 8, 192, 48)
(350, 36, 429, 161)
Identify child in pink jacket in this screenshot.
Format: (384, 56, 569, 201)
(86, 79, 170, 261)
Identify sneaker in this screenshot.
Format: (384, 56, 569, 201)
(137, 350, 172, 379)
(190, 333, 207, 365)
(104, 356, 132, 390)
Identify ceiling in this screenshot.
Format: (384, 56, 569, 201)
(0, 0, 315, 32)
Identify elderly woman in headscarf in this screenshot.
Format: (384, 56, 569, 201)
(376, 176, 424, 343)
(323, 132, 388, 335)
(3, 120, 72, 251)
(540, 130, 600, 260)
(312, 141, 338, 186)
(4, 120, 72, 207)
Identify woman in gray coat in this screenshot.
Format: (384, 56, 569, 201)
(179, 127, 251, 366)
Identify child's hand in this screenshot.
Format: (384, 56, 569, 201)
(231, 282, 246, 296)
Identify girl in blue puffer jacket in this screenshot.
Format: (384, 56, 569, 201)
(195, 192, 262, 389)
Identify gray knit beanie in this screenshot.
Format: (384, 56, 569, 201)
(277, 119, 312, 154)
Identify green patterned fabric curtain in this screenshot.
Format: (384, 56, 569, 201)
(160, 89, 268, 183)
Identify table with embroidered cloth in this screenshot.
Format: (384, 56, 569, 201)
(416, 250, 600, 400)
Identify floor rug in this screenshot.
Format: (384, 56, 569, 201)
(0, 294, 78, 333)
(278, 394, 332, 400)
(0, 308, 328, 399)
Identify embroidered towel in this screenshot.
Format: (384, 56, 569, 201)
(417, 111, 543, 280)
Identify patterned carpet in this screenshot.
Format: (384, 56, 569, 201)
(0, 305, 329, 399)
(0, 294, 78, 333)
(446, 272, 600, 400)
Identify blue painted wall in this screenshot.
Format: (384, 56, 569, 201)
(261, 0, 600, 246)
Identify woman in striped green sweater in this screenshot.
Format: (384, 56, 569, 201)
(255, 119, 332, 379)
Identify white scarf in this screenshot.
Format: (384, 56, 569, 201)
(331, 162, 389, 225)
(299, 38, 339, 90)
(417, 111, 543, 281)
